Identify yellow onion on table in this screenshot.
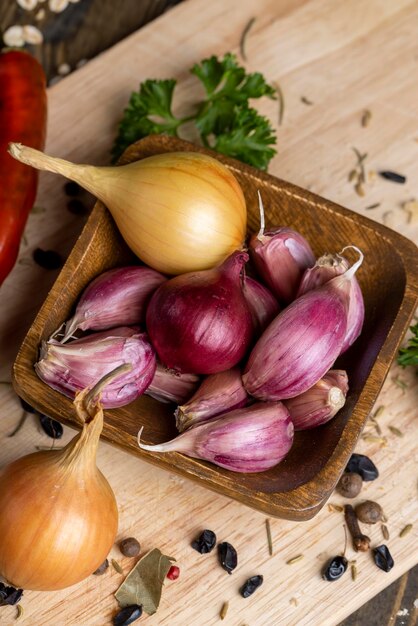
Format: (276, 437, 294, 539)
(8, 144, 247, 275)
(0, 367, 125, 591)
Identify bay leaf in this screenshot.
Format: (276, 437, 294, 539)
(115, 548, 175, 615)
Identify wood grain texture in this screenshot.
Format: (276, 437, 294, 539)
(12, 134, 418, 522)
(1, 0, 418, 623)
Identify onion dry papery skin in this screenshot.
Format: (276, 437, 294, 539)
(175, 367, 248, 432)
(8, 145, 247, 275)
(146, 251, 254, 374)
(242, 276, 280, 335)
(297, 251, 365, 354)
(139, 402, 294, 473)
(284, 369, 349, 430)
(35, 327, 156, 408)
(242, 249, 363, 400)
(61, 266, 166, 342)
(145, 363, 200, 404)
(0, 370, 121, 591)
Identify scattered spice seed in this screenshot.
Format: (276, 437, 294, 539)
(166, 565, 180, 580)
(399, 524, 413, 538)
(381, 525, 390, 541)
(286, 554, 304, 565)
(370, 418, 382, 435)
(348, 169, 357, 183)
(265, 518, 273, 556)
(33, 248, 63, 270)
(191, 529, 216, 554)
(365, 203, 381, 210)
(39, 414, 64, 439)
(351, 563, 358, 581)
(301, 96, 313, 105)
(344, 505, 370, 552)
(240, 575, 263, 598)
(379, 171, 406, 184)
(8, 411, 28, 438)
(328, 504, 344, 513)
(220, 601, 229, 620)
(119, 537, 141, 557)
(393, 376, 408, 390)
(35, 445, 63, 451)
(368, 170, 376, 182)
(355, 182, 365, 197)
(361, 109, 372, 127)
(290, 597, 298, 606)
(93, 559, 109, 575)
(373, 406, 385, 418)
(239, 16, 256, 62)
(388, 425, 403, 437)
(373, 545, 394, 572)
(361, 435, 387, 446)
(272, 81, 285, 126)
(112, 559, 124, 574)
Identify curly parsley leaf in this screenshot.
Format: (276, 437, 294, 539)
(112, 79, 179, 162)
(398, 323, 418, 368)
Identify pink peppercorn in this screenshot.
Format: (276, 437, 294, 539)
(167, 565, 180, 580)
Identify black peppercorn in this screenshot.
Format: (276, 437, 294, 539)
(322, 556, 348, 581)
(39, 414, 64, 439)
(191, 529, 216, 554)
(240, 575, 263, 598)
(19, 398, 36, 413)
(93, 559, 109, 575)
(345, 454, 379, 481)
(113, 604, 142, 626)
(373, 545, 394, 572)
(337, 472, 363, 498)
(119, 537, 141, 557)
(33, 248, 63, 270)
(218, 542, 237, 574)
(64, 181, 81, 196)
(355, 500, 383, 524)
(67, 198, 89, 215)
(0, 583, 23, 606)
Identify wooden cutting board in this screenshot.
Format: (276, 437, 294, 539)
(1, 0, 417, 624)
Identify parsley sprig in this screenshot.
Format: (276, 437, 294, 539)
(112, 53, 277, 170)
(398, 323, 418, 368)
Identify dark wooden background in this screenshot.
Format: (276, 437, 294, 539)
(0, 1, 417, 624)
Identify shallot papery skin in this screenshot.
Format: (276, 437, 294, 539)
(145, 363, 200, 404)
(249, 227, 315, 303)
(242, 276, 280, 335)
(175, 367, 248, 432)
(61, 266, 166, 342)
(146, 251, 254, 374)
(297, 252, 365, 353)
(284, 369, 349, 430)
(35, 327, 156, 408)
(138, 402, 294, 473)
(242, 281, 349, 400)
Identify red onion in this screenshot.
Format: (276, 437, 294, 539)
(146, 251, 254, 375)
(35, 327, 156, 408)
(297, 251, 365, 353)
(242, 248, 363, 400)
(284, 369, 349, 430)
(242, 276, 280, 335)
(138, 402, 294, 473)
(61, 266, 166, 342)
(175, 367, 248, 432)
(145, 363, 199, 404)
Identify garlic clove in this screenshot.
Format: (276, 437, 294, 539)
(139, 402, 294, 473)
(145, 363, 199, 404)
(242, 276, 280, 335)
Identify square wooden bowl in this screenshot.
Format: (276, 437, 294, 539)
(12, 136, 418, 521)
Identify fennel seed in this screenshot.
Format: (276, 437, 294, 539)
(373, 405, 386, 418)
(328, 504, 343, 513)
(272, 81, 285, 126)
(355, 182, 365, 197)
(16, 604, 24, 621)
(220, 601, 229, 620)
(361, 435, 387, 446)
(286, 554, 304, 565)
(365, 202, 381, 210)
(399, 524, 413, 538)
(351, 563, 358, 581)
(370, 419, 382, 435)
(290, 597, 299, 606)
(35, 445, 63, 451)
(301, 96, 313, 105)
(111, 559, 123, 574)
(381, 524, 390, 540)
(361, 110, 372, 127)
(265, 518, 273, 556)
(348, 169, 357, 183)
(393, 376, 408, 390)
(388, 425, 403, 437)
(239, 17, 256, 62)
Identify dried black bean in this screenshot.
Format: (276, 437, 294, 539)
(218, 542, 237, 574)
(64, 181, 81, 196)
(373, 545, 394, 572)
(379, 171, 406, 184)
(39, 414, 64, 439)
(191, 529, 216, 554)
(33, 248, 63, 270)
(19, 398, 36, 413)
(345, 454, 379, 481)
(119, 537, 141, 557)
(93, 558, 109, 575)
(322, 556, 348, 581)
(240, 575, 263, 598)
(0, 583, 23, 606)
(113, 604, 142, 626)
(67, 198, 89, 215)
